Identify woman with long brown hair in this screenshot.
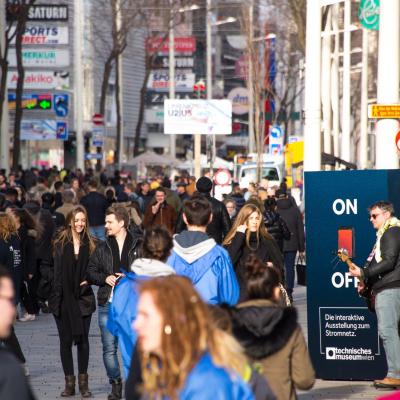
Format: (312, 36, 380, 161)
(48, 205, 96, 398)
(132, 275, 254, 400)
(223, 203, 284, 301)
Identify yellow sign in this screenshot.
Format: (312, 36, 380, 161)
(368, 104, 400, 119)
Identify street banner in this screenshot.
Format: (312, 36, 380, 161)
(8, 48, 70, 67)
(21, 120, 68, 140)
(358, 0, 380, 30)
(10, 26, 69, 45)
(304, 170, 400, 379)
(7, 4, 68, 21)
(147, 71, 195, 92)
(8, 93, 52, 111)
(164, 99, 232, 135)
(7, 71, 69, 89)
(146, 37, 196, 54)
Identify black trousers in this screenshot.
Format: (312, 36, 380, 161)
(20, 277, 40, 315)
(54, 313, 92, 376)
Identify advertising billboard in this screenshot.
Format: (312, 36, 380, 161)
(7, 71, 69, 89)
(8, 93, 52, 110)
(164, 99, 232, 135)
(146, 37, 196, 54)
(147, 71, 195, 92)
(10, 26, 69, 45)
(7, 4, 68, 21)
(8, 48, 70, 67)
(21, 120, 68, 140)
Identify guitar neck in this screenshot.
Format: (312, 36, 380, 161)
(345, 259, 364, 284)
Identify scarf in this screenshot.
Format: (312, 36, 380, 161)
(61, 239, 90, 344)
(375, 216, 400, 262)
(109, 233, 133, 273)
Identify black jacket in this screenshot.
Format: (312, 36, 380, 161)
(225, 232, 284, 301)
(87, 231, 142, 306)
(48, 242, 96, 317)
(18, 226, 37, 278)
(364, 226, 400, 294)
(264, 210, 291, 253)
(176, 193, 232, 244)
(276, 198, 305, 253)
(80, 191, 109, 227)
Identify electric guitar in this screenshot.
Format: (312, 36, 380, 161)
(337, 248, 375, 312)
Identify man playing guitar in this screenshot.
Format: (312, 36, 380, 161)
(348, 201, 400, 389)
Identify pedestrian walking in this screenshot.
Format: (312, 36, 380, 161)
(48, 205, 96, 397)
(132, 275, 254, 399)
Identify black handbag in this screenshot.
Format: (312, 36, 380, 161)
(296, 254, 307, 286)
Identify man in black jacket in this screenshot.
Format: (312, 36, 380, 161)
(80, 179, 108, 241)
(175, 177, 231, 244)
(349, 201, 400, 389)
(88, 204, 141, 400)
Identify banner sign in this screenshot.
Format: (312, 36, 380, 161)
(8, 48, 70, 67)
(21, 120, 68, 140)
(146, 37, 196, 54)
(358, 0, 379, 30)
(164, 99, 232, 135)
(10, 26, 69, 45)
(147, 71, 195, 92)
(7, 71, 69, 89)
(8, 93, 52, 110)
(145, 91, 192, 106)
(7, 4, 68, 21)
(152, 56, 194, 69)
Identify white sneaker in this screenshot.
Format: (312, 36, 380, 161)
(19, 313, 36, 322)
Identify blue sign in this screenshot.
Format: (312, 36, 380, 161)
(305, 170, 400, 380)
(53, 93, 68, 117)
(21, 119, 67, 140)
(270, 125, 283, 139)
(85, 153, 103, 160)
(56, 121, 68, 140)
(92, 138, 104, 147)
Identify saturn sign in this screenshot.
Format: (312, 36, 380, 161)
(227, 87, 249, 115)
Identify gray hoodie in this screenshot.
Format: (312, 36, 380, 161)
(130, 258, 175, 277)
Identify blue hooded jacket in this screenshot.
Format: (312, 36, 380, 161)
(167, 231, 239, 305)
(107, 259, 175, 377)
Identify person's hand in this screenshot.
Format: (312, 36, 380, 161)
(105, 273, 125, 287)
(237, 224, 247, 233)
(152, 203, 160, 214)
(28, 274, 33, 280)
(299, 252, 305, 258)
(266, 262, 273, 267)
(349, 265, 361, 278)
(80, 280, 88, 286)
(357, 282, 366, 294)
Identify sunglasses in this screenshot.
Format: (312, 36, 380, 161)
(370, 213, 382, 220)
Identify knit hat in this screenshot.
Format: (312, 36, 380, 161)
(196, 177, 213, 193)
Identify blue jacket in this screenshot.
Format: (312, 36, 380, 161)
(107, 259, 175, 377)
(178, 352, 254, 399)
(168, 231, 239, 305)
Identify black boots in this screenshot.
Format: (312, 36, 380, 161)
(61, 375, 75, 397)
(108, 378, 122, 400)
(78, 373, 92, 398)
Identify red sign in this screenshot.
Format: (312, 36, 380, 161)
(146, 37, 196, 54)
(396, 130, 400, 151)
(92, 113, 104, 125)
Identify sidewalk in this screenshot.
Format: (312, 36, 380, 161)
(14, 284, 397, 399)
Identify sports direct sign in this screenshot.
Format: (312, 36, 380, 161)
(147, 71, 195, 92)
(10, 26, 69, 45)
(164, 99, 232, 135)
(8, 48, 70, 67)
(7, 71, 69, 90)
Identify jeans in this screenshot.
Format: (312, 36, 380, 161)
(90, 226, 106, 241)
(375, 288, 400, 379)
(98, 304, 121, 381)
(284, 251, 297, 295)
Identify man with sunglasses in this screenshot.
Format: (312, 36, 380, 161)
(349, 201, 400, 389)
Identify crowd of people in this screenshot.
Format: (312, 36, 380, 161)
(0, 165, 313, 400)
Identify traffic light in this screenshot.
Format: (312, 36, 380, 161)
(193, 80, 206, 99)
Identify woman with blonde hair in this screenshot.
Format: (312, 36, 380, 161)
(133, 275, 254, 399)
(48, 205, 96, 398)
(223, 204, 284, 301)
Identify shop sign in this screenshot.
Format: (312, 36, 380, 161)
(147, 71, 195, 92)
(21, 120, 68, 140)
(145, 91, 192, 106)
(8, 93, 52, 110)
(152, 56, 194, 69)
(8, 48, 70, 67)
(10, 25, 68, 45)
(7, 70, 69, 89)
(146, 37, 196, 54)
(227, 87, 249, 115)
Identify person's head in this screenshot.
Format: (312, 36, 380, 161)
(105, 203, 129, 236)
(134, 276, 213, 397)
(0, 174, 6, 185)
(41, 192, 55, 206)
(141, 182, 150, 194)
(264, 196, 277, 212)
(275, 188, 287, 199)
(0, 212, 17, 241)
(162, 177, 171, 189)
(0, 266, 15, 339)
(4, 188, 18, 204)
(223, 203, 271, 247)
(87, 179, 98, 192)
(154, 187, 166, 204)
(196, 176, 213, 194)
(71, 177, 80, 190)
(182, 195, 212, 228)
(142, 227, 173, 262)
(10, 208, 37, 232)
(223, 198, 237, 218)
(176, 183, 186, 195)
(54, 181, 64, 192)
(368, 201, 395, 230)
(245, 255, 281, 301)
(62, 189, 76, 205)
(124, 183, 136, 194)
(248, 182, 257, 194)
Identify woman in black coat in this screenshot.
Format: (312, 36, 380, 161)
(223, 204, 284, 302)
(48, 205, 96, 398)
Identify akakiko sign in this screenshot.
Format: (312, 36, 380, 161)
(7, 71, 69, 89)
(7, 4, 68, 21)
(146, 37, 196, 54)
(10, 26, 69, 45)
(164, 99, 232, 135)
(21, 120, 68, 140)
(147, 71, 195, 92)
(8, 48, 70, 67)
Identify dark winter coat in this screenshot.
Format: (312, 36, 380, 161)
(229, 299, 315, 400)
(87, 231, 142, 306)
(264, 210, 291, 253)
(276, 198, 305, 253)
(18, 226, 37, 279)
(80, 191, 109, 227)
(224, 232, 284, 301)
(176, 193, 232, 244)
(143, 201, 176, 234)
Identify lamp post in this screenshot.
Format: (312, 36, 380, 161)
(169, 0, 176, 159)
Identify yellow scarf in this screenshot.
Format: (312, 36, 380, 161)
(375, 217, 400, 262)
